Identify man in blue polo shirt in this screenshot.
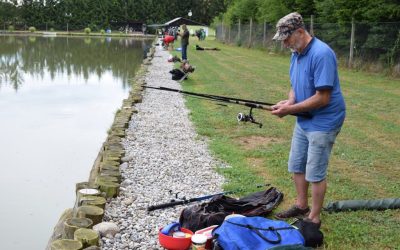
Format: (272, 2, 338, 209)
(271, 12, 345, 228)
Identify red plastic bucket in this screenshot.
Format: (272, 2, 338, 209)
(159, 227, 193, 250)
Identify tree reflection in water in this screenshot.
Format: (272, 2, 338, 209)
(0, 35, 152, 91)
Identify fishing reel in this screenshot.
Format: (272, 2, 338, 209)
(237, 107, 263, 128)
(168, 190, 186, 202)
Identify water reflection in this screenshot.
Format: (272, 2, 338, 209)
(0, 56, 23, 90)
(0, 36, 150, 90)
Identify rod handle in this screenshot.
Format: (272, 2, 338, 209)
(147, 200, 186, 211)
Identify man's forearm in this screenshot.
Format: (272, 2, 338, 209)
(290, 89, 331, 114)
(288, 89, 295, 104)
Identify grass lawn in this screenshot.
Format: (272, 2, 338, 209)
(170, 37, 400, 249)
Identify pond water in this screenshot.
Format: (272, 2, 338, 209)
(0, 35, 152, 249)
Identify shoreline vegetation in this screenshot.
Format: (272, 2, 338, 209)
(0, 30, 153, 38)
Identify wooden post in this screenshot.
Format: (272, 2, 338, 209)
(79, 195, 107, 209)
(77, 188, 101, 199)
(76, 182, 99, 194)
(96, 180, 120, 198)
(74, 228, 100, 247)
(225, 22, 227, 43)
(310, 15, 314, 36)
(349, 17, 355, 68)
(238, 19, 241, 44)
(77, 205, 104, 225)
(221, 22, 224, 42)
(249, 18, 253, 48)
(50, 239, 83, 250)
(228, 25, 231, 44)
(100, 169, 122, 182)
(100, 164, 120, 171)
(73, 188, 102, 217)
(95, 175, 119, 183)
(64, 218, 93, 239)
(263, 21, 266, 47)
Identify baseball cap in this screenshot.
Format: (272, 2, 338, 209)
(273, 12, 305, 40)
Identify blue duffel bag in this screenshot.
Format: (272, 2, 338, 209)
(212, 216, 305, 250)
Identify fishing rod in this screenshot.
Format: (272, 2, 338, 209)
(143, 85, 312, 128)
(147, 191, 233, 211)
(147, 184, 270, 211)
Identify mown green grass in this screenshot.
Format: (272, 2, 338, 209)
(173, 37, 400, 249)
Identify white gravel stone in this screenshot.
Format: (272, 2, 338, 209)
(101, 45, 225, 250)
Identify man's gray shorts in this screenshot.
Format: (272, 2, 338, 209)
(288, 123, 340, 182)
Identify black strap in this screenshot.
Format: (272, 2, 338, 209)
(226, 220, 295, 244)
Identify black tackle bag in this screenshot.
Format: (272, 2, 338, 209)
(169, 69, 186, 80)
(179, 187, 283, 232)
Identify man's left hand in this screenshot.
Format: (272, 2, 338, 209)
(271, 102, 292, 118)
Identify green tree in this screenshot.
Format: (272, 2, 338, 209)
(0, 0, 19, 28)
(257, 0, 291, 23)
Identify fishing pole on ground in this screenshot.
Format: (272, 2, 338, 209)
(147, 184, 271, 212)
(143, 85, 312, 128)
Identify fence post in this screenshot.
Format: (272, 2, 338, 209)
(228, 24, 231, 44)
(221, 21, 224, 42)
(349, 17, 355, 68)
(249, 18, 253, 47)
(263, 21, 266, 47)
(238, 19, 241, 45)
(310, 15, 314, 36)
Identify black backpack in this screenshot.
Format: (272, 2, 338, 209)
(292, 219, 324, 248)
(169, 69, 186, 80)
(179, 187, 284, 232)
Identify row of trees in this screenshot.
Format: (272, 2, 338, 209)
(213, 0, 400, 72)
(0, 0, 230, 31)
(214, 0, 400, 24)
(2, 0, 398, 31)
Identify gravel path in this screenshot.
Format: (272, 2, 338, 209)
(101, 45, 225, 250)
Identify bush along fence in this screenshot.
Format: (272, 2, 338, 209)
(45, 45, 156, 250)
(215, 17, 400, 77)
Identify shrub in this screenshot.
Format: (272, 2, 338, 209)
(84, 27, 91, 34)
(88, 24, 98, 32)
(235, 38, 242, 47)
(29, 26, 36, 33)
(8, 25, 15, 32)
(100, 29, 105, 35)
(50, 28, 55, 32)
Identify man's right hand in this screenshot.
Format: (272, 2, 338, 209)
(272, 100, 289, 110)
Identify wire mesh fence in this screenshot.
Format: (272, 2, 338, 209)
(215, 20, 400, 76)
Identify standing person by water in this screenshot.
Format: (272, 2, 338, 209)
(270, 12, 346, 228)
(179, 24, 190, 61)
